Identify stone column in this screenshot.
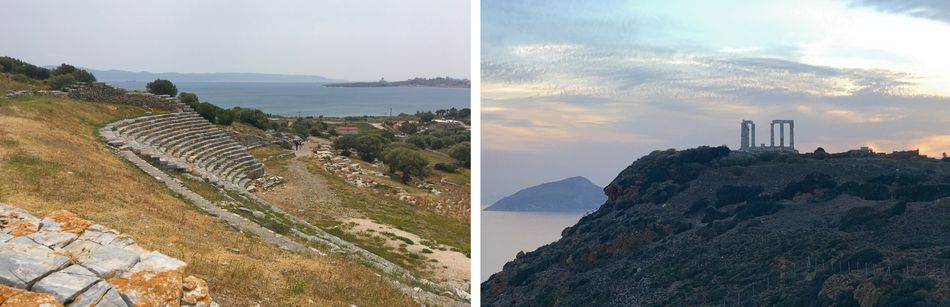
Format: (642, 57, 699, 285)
(780, 122, 785, 147)
(770, 123, 775, 147)
(751, 123, 756, 149)
(789, 121, 795, 149)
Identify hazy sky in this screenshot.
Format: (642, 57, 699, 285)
(482, 0, 950, 203)
(0, 0, 470, 81)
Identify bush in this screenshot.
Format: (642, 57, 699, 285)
(777, 172, 837, 201)
(195, 102, 220, 122)
(146, 79, 178, 96)
(715, 185, 764, 207)
(407, 135, 428, 149)
(840, 206, 890, 232)
(215, 109, 234, 125)
(701, 207, 732, 223)
(71, 69, 96, 83)
(449, 142, 470, 167)
(435, 163, 460, 173)
(734, 199, 783, 221)
(0, 56, 50, 79)
(845, 183, 891, 200)
(179, 92, 199, 108)
(685, 198, 711, 217)
(47, 74, 76, 91)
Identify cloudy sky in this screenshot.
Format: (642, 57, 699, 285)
(0, 0, 470, 81)
(482, 0, 950, 203)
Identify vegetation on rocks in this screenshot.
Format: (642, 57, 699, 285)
(484, 146, 950, 306)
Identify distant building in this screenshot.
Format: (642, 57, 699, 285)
(335, 126, 359, 135)
(738, 119, 798, 153)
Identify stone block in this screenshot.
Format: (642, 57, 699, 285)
(31, 265, 99, 303)
(0, 240, 70, 289)
(80, 245, 140, 278)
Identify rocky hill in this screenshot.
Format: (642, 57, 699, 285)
(485, 176, 606, 212)
(483, 146, 950, 306)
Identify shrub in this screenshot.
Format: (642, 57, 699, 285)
(215, 109, 234, 125)
(701, 207, 732, 223)
(179, 92, 199, 108)
(146, 79, 178, 96)
(715, 185, 764, 207)
(47, 74, 76, 91)
(71, 69, 96, 83)
(845, 183, 891, 200)
(449, 142, 470, 167)
(777, 172, 837, 201)
(685, 198, 711, 217)
(434, 163, 459, 173)
(734, 199, 783, 221)
(195, 102, 220, 122)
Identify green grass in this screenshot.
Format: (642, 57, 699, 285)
(304, 158, 469, 256)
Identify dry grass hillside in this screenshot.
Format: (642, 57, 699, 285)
(0, 96, 415, 306)
(0, 73, 45, 92)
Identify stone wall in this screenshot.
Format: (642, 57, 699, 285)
(0, 203, 216, 307)
(4, 82, 189, 112)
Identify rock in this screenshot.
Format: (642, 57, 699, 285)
(129, 252, 186, 273)
(110, 270, 183, 307)
(42, 210, 94, 234)
(80, 244, 141, 278)
(0, 239, 70, 289)
(854, 282, 880, 307)
(181, 276, 211, 306)
(25, 229, 79, 249)
(0, 284, 62, 307)
(251, 211, 266, 219)
(67, 281, 123, 307)
(31, 265, 99, 303)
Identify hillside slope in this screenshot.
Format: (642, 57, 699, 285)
(483, 146, 950, 306)
(485, 176, 606, 212)
(0, 96, 414, 306)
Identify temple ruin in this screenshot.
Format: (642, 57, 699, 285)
(739, 119, 798, 153)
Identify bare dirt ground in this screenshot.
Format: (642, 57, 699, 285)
(346, 217, 470, 289)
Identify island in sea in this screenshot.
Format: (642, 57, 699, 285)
(484, 176, 607, 212)
(326, 77, 470, 88)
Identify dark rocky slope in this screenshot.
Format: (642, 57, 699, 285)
(485, 176, 607, 212)
(483, 146, 950, 306)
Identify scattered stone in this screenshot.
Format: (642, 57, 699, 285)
(0, 284, 62, 307)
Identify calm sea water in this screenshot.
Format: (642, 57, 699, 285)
(481, 211, 586, 282)
(107, 81, 470, 116)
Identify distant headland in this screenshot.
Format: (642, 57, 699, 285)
(326, 77, 471, 88)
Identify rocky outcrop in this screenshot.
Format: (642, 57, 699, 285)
(100, 112, 265, 191)
(483, 147, 950, 306)
(0, 204, 216, 307)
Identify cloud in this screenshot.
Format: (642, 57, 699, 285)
(855, 0, 950, 24)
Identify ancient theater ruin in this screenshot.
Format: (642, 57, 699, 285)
(100, 104, 264, 192)
(738, 119, 798, 153)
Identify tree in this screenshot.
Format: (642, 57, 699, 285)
(449, 142, 471, 167)
(381, 130, 396, 141)
(429, 137, 445, 150)
(418, 111, 435, 123)
(353, 135, 387, 162)
(51, 64, 78, 76)
(146, 79, 178, 96)
(407, 135, 428, 149)
(179, 92, 199, 108)
(398, 122, 419, 134)
(333, 135, 359, 155)
(47, 74, 76, 91)
(71, 69, 96, 83)
(383, 147, 430, 183)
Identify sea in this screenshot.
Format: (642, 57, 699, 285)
(481, 210, 587, 282)
(106, 81, 470, 117)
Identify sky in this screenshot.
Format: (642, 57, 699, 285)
(0, 0, 470, 81)
(482, 0, 950, 204)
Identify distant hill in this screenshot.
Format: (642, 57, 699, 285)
(483, 147, 950, 306)
(484, 176, 606, 212)
(326, 77, 470, 88)
(69, 68, 345, 83)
